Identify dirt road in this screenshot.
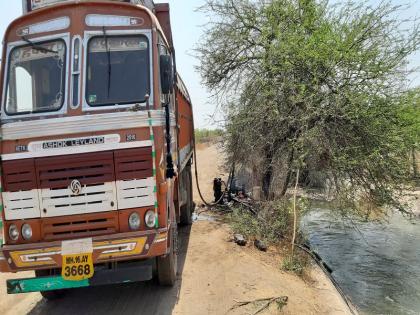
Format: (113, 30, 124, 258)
(0, 144, 353, 315)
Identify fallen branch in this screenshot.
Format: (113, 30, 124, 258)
(231, 197, 257, 215)
(227, 296, 288, 314)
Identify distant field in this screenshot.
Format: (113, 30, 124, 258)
(194, 129, 224, 143)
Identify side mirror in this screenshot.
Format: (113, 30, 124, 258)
(160, 55, 174, 95)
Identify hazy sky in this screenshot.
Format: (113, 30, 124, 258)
(0, 0, 418, 129)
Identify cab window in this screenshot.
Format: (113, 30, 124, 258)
(5, 40, 66, 115)
(86, 35, 150, 106)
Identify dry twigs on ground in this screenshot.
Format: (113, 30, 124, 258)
(227, 296, 288, 314)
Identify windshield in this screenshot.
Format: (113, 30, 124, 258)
(86, 35, 150, 106)
(5, 40, 66, 115)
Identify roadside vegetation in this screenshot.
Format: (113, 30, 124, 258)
(229, 200, 310, 275)
(194, 128, 224, 143)
(196, 0, 420, 269)
(230, 199, 308, 244)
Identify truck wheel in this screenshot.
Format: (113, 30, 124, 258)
(157, 225, 178, 286)
(180, 164, 193, 225)
(35, 269, 66, 300)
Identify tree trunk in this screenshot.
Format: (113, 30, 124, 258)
(262, 147, 274, 200)
(280, 149, 295, 196)
(412, 148, 418, 178)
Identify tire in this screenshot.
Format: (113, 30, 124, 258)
(35, 269, 67, 300)
(157, 224, 178, 286)
(180, 164, 193, 225)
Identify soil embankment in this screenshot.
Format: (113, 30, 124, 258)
(0, 143, 353, 315)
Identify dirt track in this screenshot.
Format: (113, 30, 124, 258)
(0, 144, 352, 315)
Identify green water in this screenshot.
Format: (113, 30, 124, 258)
(302, 209, 420, 315)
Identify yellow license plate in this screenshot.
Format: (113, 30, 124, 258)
(61, 253, 94, 281)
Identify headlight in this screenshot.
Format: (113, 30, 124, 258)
(145, 210, 156, 228)
(128, 212, 141, 230)
(21, 224, 33, 240)
(9, 224, 19, 241)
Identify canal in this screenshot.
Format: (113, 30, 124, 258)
(302, 207, 420, 315)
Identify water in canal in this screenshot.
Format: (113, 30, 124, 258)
(301, 205, 420, 315)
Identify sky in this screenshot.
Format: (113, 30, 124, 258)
(154, 0, 219, 129)
(0, 0, 419, 129)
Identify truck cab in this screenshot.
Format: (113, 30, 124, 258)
(0, 0, 195, 298)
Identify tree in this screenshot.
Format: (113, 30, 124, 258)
(399, 87, 420, 178)
(196, 0, 420, 215)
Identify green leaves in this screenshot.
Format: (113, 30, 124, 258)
(197, 0, 419, 215)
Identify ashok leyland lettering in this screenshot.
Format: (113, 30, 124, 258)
(0, 0, 194, 299)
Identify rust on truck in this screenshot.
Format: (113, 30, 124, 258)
(0, 0, 194, 296)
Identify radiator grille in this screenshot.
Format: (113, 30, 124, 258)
(117, 178, 155, 209)
(2, 159, 40, 219)
(42, 212, 118, 241)
(2, 190, 40, 220)
(36, 151, 115, 189)
(40, 182, 117, 217)
(115, 147, 154, 209)
(1, 147, 155, 220)
(2, 159, 37, 192)
(114, 147, 153, 180)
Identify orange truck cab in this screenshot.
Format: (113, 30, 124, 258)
(0, 0, 194, 298)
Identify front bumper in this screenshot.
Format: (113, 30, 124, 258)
(7, 259, 154, 294)
(0, 229, 168, 273)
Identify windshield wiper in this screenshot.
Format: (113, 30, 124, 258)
(21, 36, 58, 54)
(102, 26, 112, 98)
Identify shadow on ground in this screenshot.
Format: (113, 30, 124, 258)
(27, 225, 192, 315)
